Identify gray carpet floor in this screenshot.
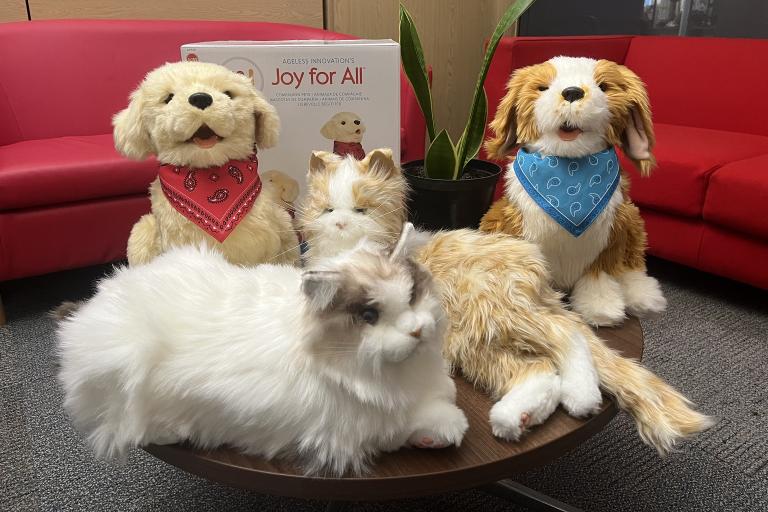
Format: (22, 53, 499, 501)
(1, 257, 766, 512)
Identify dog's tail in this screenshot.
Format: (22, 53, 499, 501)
(50, 301, 84, 321)
(581, 326, 714, 454)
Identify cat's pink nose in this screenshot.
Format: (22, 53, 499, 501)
(409, 327, 422, 339)
(335, 221, 346, 230)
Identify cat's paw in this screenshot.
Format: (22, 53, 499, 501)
(489, 372, 561, 442)
(407, 401, 468, 449)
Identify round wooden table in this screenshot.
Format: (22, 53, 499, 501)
(146, 318, 643, 509)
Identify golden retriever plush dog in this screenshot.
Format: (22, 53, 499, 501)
(481, 56, 665, 326)
(114, 61, 299, 266)
(321, 111, 366, 160)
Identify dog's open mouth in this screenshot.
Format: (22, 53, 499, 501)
(187, 124, 222, 149)
(558, 123, 583, 142)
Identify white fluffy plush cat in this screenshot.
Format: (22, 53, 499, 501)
(56, 224, 467, 475)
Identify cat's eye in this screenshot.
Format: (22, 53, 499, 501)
(360, 307, 379, 325)
(324, 208, 334, 213)
(598, 83, 608, 92)
(163, 93, 174, 104)
(224, 90, 234, 99)
(354, 207, 367, 214)
(537, 86, 548, 92)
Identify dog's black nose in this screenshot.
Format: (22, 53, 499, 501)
(561, 87, 585, 103)
(188, 92, 213, 110)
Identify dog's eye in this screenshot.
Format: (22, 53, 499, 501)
(223, 90, 234, 99)
(598, 83, 608, 92)
(354, 120, 360, 125)
(163, 93, 174, 104)
(341, 121, 346, 125)
(537, 86, 548, 92)
(359, 307, 379, 325)
(354, 207, 367, 214)
(324, 208, 334, 213)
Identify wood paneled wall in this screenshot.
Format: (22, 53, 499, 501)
(326, 0, 517, 141)
(26, 0, 323, 26)
(0, 1, 28, 22)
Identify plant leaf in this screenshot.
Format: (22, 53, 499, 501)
(424, 129, 457, 180)
(456, 88, 488, 174)
(456, 0, 536, 170)
(399, 4, 436, 142)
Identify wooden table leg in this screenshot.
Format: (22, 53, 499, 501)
(0, 293, 6, 326)
(482, 479, 583, 512)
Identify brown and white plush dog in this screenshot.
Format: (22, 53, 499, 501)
(114, 61, 300, 267)
(321, 112, 366, 160)
(481, 56, 665, 326)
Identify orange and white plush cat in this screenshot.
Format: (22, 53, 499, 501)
(297, 148, 712, 454)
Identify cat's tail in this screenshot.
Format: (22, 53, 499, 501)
(50, 301, 85, 321)
(582, 327, 714, 454)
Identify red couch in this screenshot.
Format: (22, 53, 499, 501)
(0, 20, 426, 286)
(482, 36, 768, 289)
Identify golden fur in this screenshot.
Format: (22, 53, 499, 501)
(301, 148, 712, 453)
(114, 61, 299, 266)
(480, 57, 664, 326)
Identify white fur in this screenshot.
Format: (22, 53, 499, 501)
(559, 332, 602, 416)
(571, 271, 626, 326)
(504, 170, 622, 290)
(489, 373, 561, 441)
(304, 157, 394, 259)
(529, 57, 611, 159)
(57, 242, 466, 475)
(618, 270, 667, 317)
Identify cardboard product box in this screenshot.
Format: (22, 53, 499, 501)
(181, 40, 401, 195)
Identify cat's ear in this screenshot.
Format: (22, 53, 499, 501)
(365, 148, 397, 178)
(389, 222, 415, 262)
(309, 151, 335, 173)
(302, 270, 342, 312)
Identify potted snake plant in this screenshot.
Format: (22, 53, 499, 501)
(399, 0, 535, 230)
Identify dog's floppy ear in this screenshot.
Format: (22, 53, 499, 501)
(485, 72, 522, 160)
(617, 65, 655, 176)
(250, 89, 280, 149)
(112, 88, 154, 160)
(320, 118, 337, 140)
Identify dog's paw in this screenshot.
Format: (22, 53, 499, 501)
(571, 272, 626, 326)
(560, 382, 603, 417)
(619, 271, 667, 317)
(489, 373, 561, 442)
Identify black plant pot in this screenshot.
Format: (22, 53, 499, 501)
(402, 159, 502, 231)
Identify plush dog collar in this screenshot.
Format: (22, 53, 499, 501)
(158, 154, 261, 243)
(513, 147, 620, 237)
(333, 141, 365, 160)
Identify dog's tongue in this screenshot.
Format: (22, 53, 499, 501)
(558, 127, 583, 142)
(191, 125, 219, 148)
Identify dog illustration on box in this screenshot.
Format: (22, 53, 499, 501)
(321, 112, 366, 160)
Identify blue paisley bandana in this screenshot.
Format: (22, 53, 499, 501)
(513, 147, 620, 237)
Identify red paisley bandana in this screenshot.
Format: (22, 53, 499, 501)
(333, 141, 365, 160)
(158, 154, 261, 243)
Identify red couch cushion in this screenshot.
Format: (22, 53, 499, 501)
(698, 225, 768, 289)
(0, 20, 346, 146)
(624, 36, 768, 137)
(0, 134, 157, 211)
(621, 123, 768, 218)
(0, 195, 150, 281)
(703, 153, 768, 240)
